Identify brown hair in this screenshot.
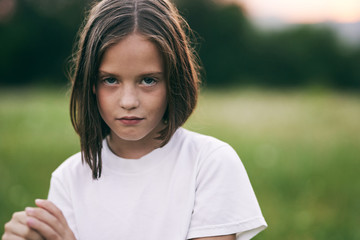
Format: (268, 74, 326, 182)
(69, 0, 201, 179)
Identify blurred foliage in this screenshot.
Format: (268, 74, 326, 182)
(0, 0, 92, 85)
(176, 0, 360, 89)
(0, 0, 360, 88)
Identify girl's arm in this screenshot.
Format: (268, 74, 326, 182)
(2, 199, 76, 240)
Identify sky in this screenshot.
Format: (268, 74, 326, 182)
(235, 0, 360, 23)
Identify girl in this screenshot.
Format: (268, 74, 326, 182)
(2, 0, 267, 239)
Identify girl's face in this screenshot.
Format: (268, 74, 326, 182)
(96, 33, 167, 146)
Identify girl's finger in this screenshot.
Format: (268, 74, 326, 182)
(4, 212, 43, 240)
(1, 233, 24, 240)
(29, 200, 76, 240)
(25, 206, 61, 236)
(11, 211, 27, 224)
(26, 216, 59, 240)
(34, 199, 67, 225)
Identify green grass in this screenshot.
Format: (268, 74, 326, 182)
(1, 87, 360, 239)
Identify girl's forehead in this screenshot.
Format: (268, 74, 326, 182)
(99, 33, 164, 76)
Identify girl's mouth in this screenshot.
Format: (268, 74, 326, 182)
(118, 116, 144, 125)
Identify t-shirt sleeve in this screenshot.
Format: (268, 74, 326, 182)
(187, 144, 267, 240)
(47, 174, 79, 239)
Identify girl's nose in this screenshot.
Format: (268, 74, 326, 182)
(119, 85, 140, 110)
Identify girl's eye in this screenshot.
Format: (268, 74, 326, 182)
(141, 77, 157, 86)
(103, 77, 118, 85)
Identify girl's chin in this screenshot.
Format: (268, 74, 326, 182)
(111, 131, 155, 143)
(110, 123, 166, 143)
(113, 134, 146, 142)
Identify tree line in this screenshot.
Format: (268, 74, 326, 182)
(1, 0, 359, 90)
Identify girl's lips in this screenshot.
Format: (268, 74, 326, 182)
(117, 117, 144, 125)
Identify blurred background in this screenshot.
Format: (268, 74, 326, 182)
(0, 0, 359, 239)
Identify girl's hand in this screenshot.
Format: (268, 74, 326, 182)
(2, 211, 44, 240)
(24, 199, 76, 240)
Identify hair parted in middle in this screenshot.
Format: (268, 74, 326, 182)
(69, 0, 201, 179)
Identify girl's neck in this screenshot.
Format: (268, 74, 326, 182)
(106, 128, 164, 160)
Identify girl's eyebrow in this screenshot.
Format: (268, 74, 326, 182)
(139, 72, 164, 78)
(98, 70, 164, 78)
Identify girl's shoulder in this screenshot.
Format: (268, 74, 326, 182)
(175, 127, 238, 161)
(174, 127, 228, 146)
(177, 127, 231, 150)
(51, 152, 92, 180)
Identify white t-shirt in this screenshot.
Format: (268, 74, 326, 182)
(48, 128, 267, 239)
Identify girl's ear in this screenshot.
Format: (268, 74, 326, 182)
(93, 85, 96, 94)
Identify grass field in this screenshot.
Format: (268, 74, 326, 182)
(1, 87, 359, 239)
